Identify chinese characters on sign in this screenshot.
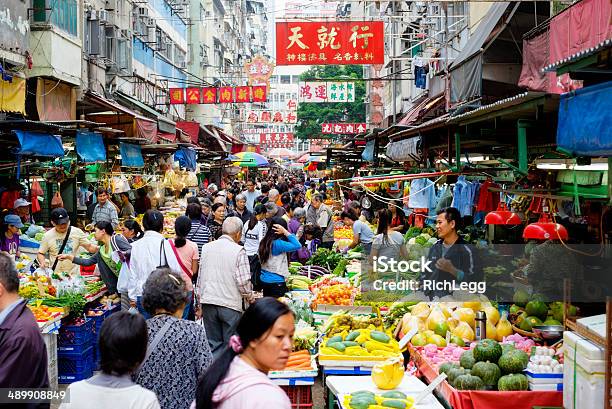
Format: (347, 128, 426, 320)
(244, 55, 275, 85)
(259, 133, 295, 149)
(321, 123, 367, 134)
(168, 86, 268, 104)
(276, 21, 384, 66)
(298, 82, 355, 103)
(246, 111, 298, 124)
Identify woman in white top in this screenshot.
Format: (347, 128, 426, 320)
(60, 312, 160, 409)
(371, 209, 409, 269)
(241, 204, 267, 290)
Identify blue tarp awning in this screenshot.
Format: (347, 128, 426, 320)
(557, 81, 612, 156)
(120, 143, 144, 168)
(174, 147, 197, 171)
(13, 131, 64, 157)
(362, 139, 376, 162)
(76, 131, 106, 162)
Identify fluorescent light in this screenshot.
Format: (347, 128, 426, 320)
(536, 163, 568, 170)
(535, 158, 609, 171)
(574, 163, 609, 171)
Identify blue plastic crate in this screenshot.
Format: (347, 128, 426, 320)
(58, 318, 94, 346)
(93, 344, 101, 371)
(58, 340, 94, 356)
(59, 369, 93, 384)
(58, 345, 94, 375)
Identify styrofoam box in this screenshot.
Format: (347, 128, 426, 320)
(576, 314, 606, 339)
(563, 331, 605, 409)
(529, 382, 563, 391)
(525, 371, 563, 384)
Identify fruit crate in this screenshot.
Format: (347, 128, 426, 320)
(58, 345, 94, 383)
(281, 385, 313, 409)
(58, 318, 95, 346)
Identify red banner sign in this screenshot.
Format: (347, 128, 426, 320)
(169, 86, 267, 104)
(247, 111, 298, 124)
(321, 123, 367, 134)
(260, 133, 295, 149)
(276, 21, 384, 66)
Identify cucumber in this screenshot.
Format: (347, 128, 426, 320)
(343, 341, 359, 347)
(346, 331, 361, 342)
(381, 399, 407, 409)
(381, 391, 407, 400)
(327, 335, 343, 344)
(370, 330, 391, 343)
(349, 398, 373, 409)
(327, 342, 346, 352)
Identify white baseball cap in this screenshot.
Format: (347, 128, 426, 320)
(14, 198, 31, 208)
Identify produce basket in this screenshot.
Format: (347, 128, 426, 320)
(58, 318, 95, 346)
(280, 385, 313, 409)
(511, 324, 537, 338)
(58, 346, 95, 383)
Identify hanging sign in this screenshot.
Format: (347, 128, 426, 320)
(321, 123, 367, 134)
(168, 86, 267, 104)
(276, 21, 385, 66)
(246, 111, 298, 124)
(245, 55, 275, 85)
(259, 133, 295, 149)
(298, 82, 355, 103)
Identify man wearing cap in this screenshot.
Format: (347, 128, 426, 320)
(91, 188, 119, 229)
(37, 208, 98, 274)
(13, 198, 34, 224)
(1, 215, 23, 258)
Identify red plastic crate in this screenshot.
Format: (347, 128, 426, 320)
(280, 385, 313, 409)
(80, 265, 96, 275)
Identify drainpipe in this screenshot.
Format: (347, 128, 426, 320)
(517, 119, 532, 174)
(454, 131, 462, 172)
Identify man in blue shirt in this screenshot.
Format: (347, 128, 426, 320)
(241, 179, 261, 212)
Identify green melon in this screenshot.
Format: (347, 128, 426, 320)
(439, 362, 459, 376)
(459, 349, 476, 369)
(498, 349, 529, 374)
(471, 361, 502, 388)
(454, 374, 485, 390)
(498, 373, 529, 391)
(509, 304, 523, 315)
(525, 301, 548, 320)
(448, 367, 467, 385)
(473, 339, 503, 363)
(513, 290, 529, 307)
(519, 316, 543, 332)
(543, 318, 562, 326)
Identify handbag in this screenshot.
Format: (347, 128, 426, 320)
(157, 239, 170, 269)
(51, 226, 72, 272)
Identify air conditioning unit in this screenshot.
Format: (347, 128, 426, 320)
(145, 17, 155, 27)
(177, 61, 187, 69)
(137, 7, 148, 17)
(147, 26, 156, 41)
(105, 0, 117, 11)
(88, 9, 98, 20)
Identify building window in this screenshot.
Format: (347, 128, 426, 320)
(33, 0, 78, 37)
(280, 75, 291, 84)
(270, 75, 278, 84)
(291, 75, 300, 84)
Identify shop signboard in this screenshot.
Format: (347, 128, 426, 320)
(321, 123, 367, 134)
(276, 21, 384, 66)
(259, 133, 295, 149)
(246, 111, 298, 124)
(168, 86, 267, 104)
(298, 82, 355, 103)
(245, 55, 275, 85)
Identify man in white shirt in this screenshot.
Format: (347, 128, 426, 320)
(241, 179, 261, 212)
(128, 210, 181, 318)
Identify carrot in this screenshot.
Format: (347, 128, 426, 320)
(290, 350, 310, 357)
(291, 362, 313, 370)
(286, 357, 309, 366)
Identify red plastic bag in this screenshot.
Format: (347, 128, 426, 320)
(51, 191, 64, 209)
(30, 194, 41, 213)
(31, 180, 44, 197)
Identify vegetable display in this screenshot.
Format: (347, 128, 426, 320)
(306, 248, 344, 272)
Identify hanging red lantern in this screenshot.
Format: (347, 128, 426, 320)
(522, 213, 568, 241)
(485, 202, 523, 225)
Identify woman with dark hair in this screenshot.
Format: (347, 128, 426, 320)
(135, 269, 212, 409)
(194, 297, 293, 409)
(168, 216, 199, 320)
(134, 188, 151, 215)
(128, 210, 182, 318)
(371, 208, 408, 263)
(59, 221, 131, 296)
(207, 203, 226, 240)
(185, 203, 212, 254)
(388, 199, 408, 234)
(241, 204, 267, 291)
(258, 217, 301, 298)
(122, 219, 144, 242)
(59, 312, 159, 409)
(225, 189, 237, 213)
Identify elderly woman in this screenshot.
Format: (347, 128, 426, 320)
(135, 268, 213, 409)
(287, 205, 306, 240)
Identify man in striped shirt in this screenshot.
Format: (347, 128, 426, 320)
(92, 188, 119, 229)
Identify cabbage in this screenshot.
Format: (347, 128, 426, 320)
(408, 237, 417, 245)
(421, 233, 432, 241)
(414, 236, 428, 246)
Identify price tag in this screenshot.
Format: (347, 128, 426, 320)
(414, 373, 447, 405)
(398, 327, 418, 350)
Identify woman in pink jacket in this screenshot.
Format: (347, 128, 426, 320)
(193, 297, 294, 409)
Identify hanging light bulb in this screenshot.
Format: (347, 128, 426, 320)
(485, 202, 523, 225)
(522, 205, 568, 241)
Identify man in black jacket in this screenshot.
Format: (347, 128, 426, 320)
(424, 207, 479, 299)
(0, 253, 49, 408)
